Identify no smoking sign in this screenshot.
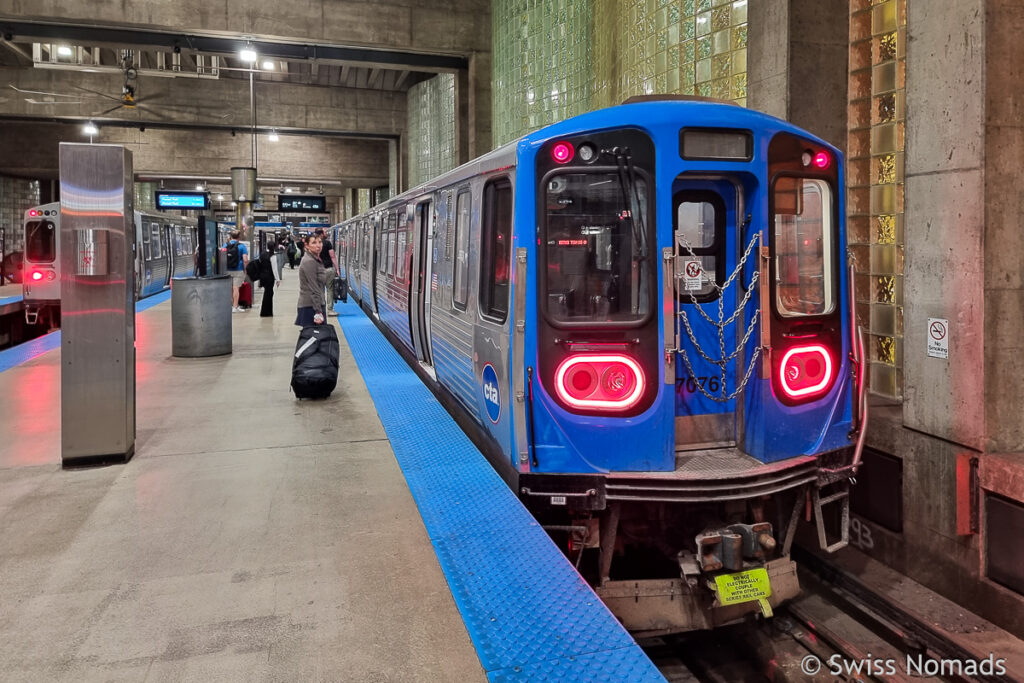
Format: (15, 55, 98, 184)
(683, 259, 703, 291)
(927, 318, 948, 359)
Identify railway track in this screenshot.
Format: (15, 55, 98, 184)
(642, 548, 1017, 682)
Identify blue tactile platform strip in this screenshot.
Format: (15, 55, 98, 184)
(0, 290, 171, 374)
(334, 300, 665, 682)
(0, 294, 23, 308)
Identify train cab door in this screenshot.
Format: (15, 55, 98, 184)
(671, 177, 747, 451)
(410, 199, 434, 365)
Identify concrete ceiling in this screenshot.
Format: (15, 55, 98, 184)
(0, 7, 492, 193)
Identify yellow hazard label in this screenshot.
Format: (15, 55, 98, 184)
(713, 568, 772, 606)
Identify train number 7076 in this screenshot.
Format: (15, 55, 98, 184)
(675, 376, 721, 393)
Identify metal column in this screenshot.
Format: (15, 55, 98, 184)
(59, 143, 136, 466)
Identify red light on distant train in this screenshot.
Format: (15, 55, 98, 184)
(779, 344, 833, 399)
(812, 151, 831, 169)
(551, 141, 574, 164)
(29, 209, 38, 217)
(31, 270, 43, 281)
(555, 353, 645, 411)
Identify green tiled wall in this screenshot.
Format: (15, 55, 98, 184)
(407, 74, 457, 188)
(494, 0, 749, 144)
(0, 176, 41, 256)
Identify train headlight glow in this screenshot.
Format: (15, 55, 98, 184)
(555, 354, 645, 411)
(31, 271, 43, 281)
(551, 141, 574, 164)
(778, 344, 834, 400)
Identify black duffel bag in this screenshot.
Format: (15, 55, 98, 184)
(291, 324, 339, 399)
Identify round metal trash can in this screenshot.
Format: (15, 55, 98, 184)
(171, 275, 232, 357)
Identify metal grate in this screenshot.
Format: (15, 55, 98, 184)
(986, 493, 1024, 597)
(849, 447, 903, 532)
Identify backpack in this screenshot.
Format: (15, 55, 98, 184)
(245, 258, 261, 282)
(226, 241, 240, 269)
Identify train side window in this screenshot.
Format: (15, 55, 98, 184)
(142, 221, 151, 260)
(25, 220, 56, 263)
(150, 223, 161, 259)
(772, 177, 835, 317)
(479, 177, 512, 322)
(453, 189, 471, 310)
(397, 226, 408, 284)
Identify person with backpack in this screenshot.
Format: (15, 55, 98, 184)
(223, 230, 249, 312)
(286, 236, 297, 269)
(315, 227, 338, 316)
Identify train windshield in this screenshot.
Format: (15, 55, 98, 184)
(25, 220, 56, 263)
(544, 172, 651, 324)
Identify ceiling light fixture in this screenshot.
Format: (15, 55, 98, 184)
(83, 122, 98, 135)
(195, 184, 204, 191)
(268, 130, 279, 142)
(57, 45, 73, 57)
(217, 194, 224, 201)
(262, 60, 274, 70)
(239, 45, 258, 63)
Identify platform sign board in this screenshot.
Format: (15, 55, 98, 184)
(927, 318, 949, 359)
(155, 190, 209, 210)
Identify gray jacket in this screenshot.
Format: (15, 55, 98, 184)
(297, 252, 327, 310)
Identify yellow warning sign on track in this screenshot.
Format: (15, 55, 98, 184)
(714, 568, 772, 606)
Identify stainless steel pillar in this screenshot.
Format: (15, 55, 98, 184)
(171, 275, 232, 357)
(59, 143, 136, 466)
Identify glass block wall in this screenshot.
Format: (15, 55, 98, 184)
(848, 0, 905, 399)
(357, 188, 371, 214)
(492, 0, 595, 146)
(494, 0, 749, 145)
(407, 74, 457, 188)
(0, 176, 41, 256)
(134, 182, 156, 212)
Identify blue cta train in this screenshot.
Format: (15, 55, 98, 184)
(336, 96, 867, 634)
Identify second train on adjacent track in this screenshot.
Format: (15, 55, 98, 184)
(335, 97, 868, 634)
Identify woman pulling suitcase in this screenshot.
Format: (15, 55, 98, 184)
(292, 233, 339, 399)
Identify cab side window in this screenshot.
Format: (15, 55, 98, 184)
(479, 178, 512, 322)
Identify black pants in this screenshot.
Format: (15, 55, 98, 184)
(259, 280, 274, 317)
(287, 252, 296, 268)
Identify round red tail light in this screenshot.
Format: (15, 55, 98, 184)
(551, 141, 574, 164)
(31, 270, 44, 281)
(29, 209, 38, 217)
(779, 344, 834, 399)
(555, 354, 645, 411)
(46, 271, 56, 281)
(812, 151, 831, 169)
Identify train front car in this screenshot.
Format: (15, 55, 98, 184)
(513, 99, 865, 634)
(22, 202, 62, 328)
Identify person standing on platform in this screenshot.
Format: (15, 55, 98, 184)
(316, 227, 338, 316)
(223, 230, 249, 312)
(286, 235, 297, 269)
(258, 239, 283, 317)
(295, 234, 327, 327)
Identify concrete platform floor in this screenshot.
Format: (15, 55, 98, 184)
(0, 276, 484, 680)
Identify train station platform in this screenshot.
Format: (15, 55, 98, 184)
(0, 275, 660, 681)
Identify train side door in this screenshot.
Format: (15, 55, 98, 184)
(671, 178, 744, 450)
(410, 199, 434, 365)
(162, 223, 173, 288)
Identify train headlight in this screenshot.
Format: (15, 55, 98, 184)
(555, 354, 645, 411)
(577, 143, 597, 163)
(46, 271, 56, 281)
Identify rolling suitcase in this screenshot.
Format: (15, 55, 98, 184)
(291, 324, 340, 399)
(334, 277, 348, 303)
(238, 280, 253, 309)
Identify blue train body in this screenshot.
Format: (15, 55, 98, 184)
(334, 97, 867, 633)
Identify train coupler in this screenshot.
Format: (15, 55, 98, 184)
(695, 522, 776, 572)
